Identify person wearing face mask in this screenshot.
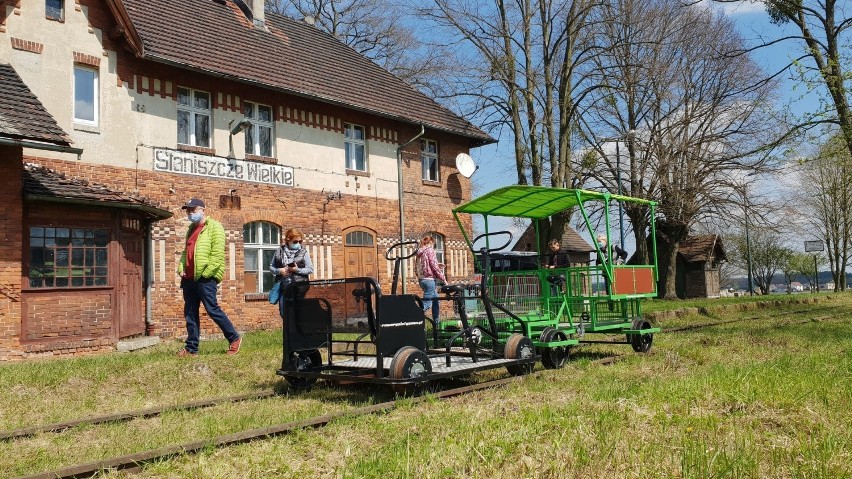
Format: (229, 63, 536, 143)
(176, 198, 242, 357)
(269, 228, 314, 302)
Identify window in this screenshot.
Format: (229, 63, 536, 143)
(73, 66, 98, 125)
(28, 227, 109, 288)
(243, 222, 280, 293)
(243, 101, 274, 157)
(345, 230, 374, 246)
(344, 123, 367, 171)
(428, 232, 445, 264)
(46, 0, 63, 20)
(421, 139, 439, 182)
(177, 87, 211, 147)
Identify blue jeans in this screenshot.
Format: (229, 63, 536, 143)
(182, 278, 239, 352)
(418, 278, 439, 321)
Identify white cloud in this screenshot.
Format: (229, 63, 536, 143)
(695, 0, 766, 16)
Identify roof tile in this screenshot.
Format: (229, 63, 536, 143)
(120, 0, 492, 143)
(0, 63, 72, 146)
(513, 224, 595, 253)
(679, 234, 726, 263)
(23, 163, 172, 218)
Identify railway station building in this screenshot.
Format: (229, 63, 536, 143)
(0, 0, 492, 359)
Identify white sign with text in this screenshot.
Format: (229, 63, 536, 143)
(153, 148, 294, 187)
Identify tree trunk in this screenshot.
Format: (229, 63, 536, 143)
(656, 220, 689, 299)
(663, 242, 679, 299)
(626, 207, 648, 264)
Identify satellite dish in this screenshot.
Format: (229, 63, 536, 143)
(455, 153, 478, 178)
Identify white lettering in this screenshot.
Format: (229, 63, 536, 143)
(380, 322, 423, 328)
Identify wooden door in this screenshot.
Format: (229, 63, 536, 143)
(118, 217, 145, 338)
(342, 229, 377, 317)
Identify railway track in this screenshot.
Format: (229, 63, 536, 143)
(0, 390, 276, 441)
(9, 352, 629, 479)
(663, 304, 840, 333)
(3, 304, 837, 443)
(7, 304, 842, 478)
(11, 374, 533, 479)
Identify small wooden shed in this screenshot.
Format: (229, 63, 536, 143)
(657, 234, 727, 299)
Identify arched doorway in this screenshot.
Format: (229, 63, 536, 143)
(342, 228, 377, 320)
(343, 228, 377, 280)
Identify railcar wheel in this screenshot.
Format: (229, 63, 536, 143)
(285, 349, 323, 390)
(629, 318, 654, 353)
(504, 333, 535, 376)
(539, 328, 569, 369)
(389, 346, 432, 396)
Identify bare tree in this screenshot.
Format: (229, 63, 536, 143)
(584, 1, 782, 297)
(267, 0, 447, 88)
(417, 0, 602, 248)
(737, 1, 852, 160)
(581, 0, 686, 264)
(718, 259, 738, 291)
(796, 132, 852, 291)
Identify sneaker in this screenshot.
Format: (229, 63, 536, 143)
(226, 336, 242, 355)
(177, 348, 197, 357)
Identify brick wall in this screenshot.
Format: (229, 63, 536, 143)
(0, 146, 23, 360)
(0, 0, 477, 359)
(26, 154, 474, 351)
(24, 290, 112, 340)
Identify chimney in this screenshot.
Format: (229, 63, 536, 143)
(251, 0, 265, 28)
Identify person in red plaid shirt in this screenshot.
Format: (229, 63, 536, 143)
(415, 236, 447, 325)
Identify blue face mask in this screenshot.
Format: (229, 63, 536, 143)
(189, 212, 203, 224)
(288, 243, 301, 250)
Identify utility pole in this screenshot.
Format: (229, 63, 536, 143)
(744, 191, 753, 296)
(608, 130, 634, 250)
(739, 173, 757, 296)
(615, 140, 625, 249)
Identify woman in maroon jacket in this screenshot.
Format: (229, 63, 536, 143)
(415, 236, 447, 324)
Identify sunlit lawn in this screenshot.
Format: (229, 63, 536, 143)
(1, 293, 850, 478)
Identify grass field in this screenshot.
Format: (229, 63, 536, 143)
(1, 293, 850, 478)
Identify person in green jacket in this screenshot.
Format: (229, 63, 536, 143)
(176, 198, 241, 356)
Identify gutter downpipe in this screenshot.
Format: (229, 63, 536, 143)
(0, 138, 83, 158)
(396, 124, 425, 294)
(145, 226, 154, 335)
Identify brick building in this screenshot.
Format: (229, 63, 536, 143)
(0, 0, 493, 359)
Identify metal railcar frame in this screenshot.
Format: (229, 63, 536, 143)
(452, 186, 661, 353)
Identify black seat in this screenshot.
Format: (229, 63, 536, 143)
(351, 285, 378, 338)
(441, 284, 465, 295)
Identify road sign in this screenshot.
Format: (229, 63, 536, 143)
(804, 240, 824, 252)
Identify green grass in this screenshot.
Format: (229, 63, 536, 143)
(641, 291, 837, 312)
(1, 293, 851, 478)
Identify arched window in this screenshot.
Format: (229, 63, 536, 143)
(345, 230, 374, 246)
(428, 232, 445, 264)
(243, 221, 280, 293)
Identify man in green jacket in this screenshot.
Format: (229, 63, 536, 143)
(177, 198, 241, 356)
